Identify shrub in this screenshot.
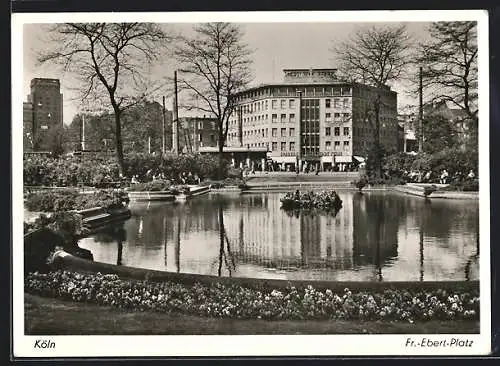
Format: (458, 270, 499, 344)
(25, 189, 129, 212)
(424, 185, 437, 197)
(352, 177, 368, 192)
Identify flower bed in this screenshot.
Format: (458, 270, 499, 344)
(281, 190, 343, 211)
(24, 189, 129, 212)
(25, 270, 479, 322)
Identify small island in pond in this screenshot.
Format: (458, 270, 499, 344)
(280, 190, 343, 212)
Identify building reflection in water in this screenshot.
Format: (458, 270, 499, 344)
(78, 192, 479, 282)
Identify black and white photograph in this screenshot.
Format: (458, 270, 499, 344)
(12, 10, 490, 357)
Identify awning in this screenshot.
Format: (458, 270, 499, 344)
(321, 156, 333, 163)
(271, 156, 298, 163)
(335, 155, 352, 163)
(353, 156, 365, 163)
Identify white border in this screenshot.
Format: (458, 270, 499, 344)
(12, 10, 491, 357)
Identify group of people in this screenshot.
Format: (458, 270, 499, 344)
(130, 170, 201, 185)
(403, 168, 476, 184)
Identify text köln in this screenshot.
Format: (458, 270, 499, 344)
(34, 339, 55, 349)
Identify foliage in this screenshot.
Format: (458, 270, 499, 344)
(24, 211, 88, 242)
(24, 154, 121, 187)
(281, 190, 342, 211)
(422, 115, 459, 154)
(24, 153, 227, 187)
(25, 270, 480, 322)
(352, 177, 368, 192)
(38, 23, 171, 175)
(418, 22, 478, 123)
(25, 189, 129, 212)
(174, 23, 253, 178)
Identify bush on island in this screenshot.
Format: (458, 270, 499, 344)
(281, 190, 342, 211)
(25, 270, 480, 323)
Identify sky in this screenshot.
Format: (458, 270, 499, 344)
(23, 21, 432, 124)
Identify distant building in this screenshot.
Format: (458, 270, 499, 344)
(178, 116, 218, 153)
(226, 68, 398, 171)
(397, 113, 418, 153)
(25, 78, 64, 151)
(23, 102, 34, 151)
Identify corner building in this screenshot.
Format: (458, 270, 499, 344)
(227, 69, 398, 171)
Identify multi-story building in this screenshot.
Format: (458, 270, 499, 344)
(178, 116, 218, 153)
(23, 101, 34, 151)
(25, 78, 64, 151)
(398, 113, 419, 153)
(227, 69, 398, 171)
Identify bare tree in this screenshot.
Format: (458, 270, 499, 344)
(418, 22, 478, 141)
(333, 25, 413, 179)
(174, 22, 253, 179)
(38, 23, 170, 175)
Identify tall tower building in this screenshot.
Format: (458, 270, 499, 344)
(28, 78, 63, 151)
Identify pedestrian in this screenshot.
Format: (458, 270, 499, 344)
(467, 170, 475, 180)
(440, 169, 449, 184)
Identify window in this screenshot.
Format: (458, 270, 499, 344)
(325, 127, 331, 136)
(334, 127, 340, 136)
(272, 128, 277, 137)
(325, 141, 331, 150)
(281, 99, 287, 109)
(272, 142, 278, 151)
(325, 99, 331, 108)
(334, 141, 340, 150)
(343, 127, 350, 136)
(343, 98, 350, 108)
(281, 113, 286, 122)
(281, 128, 286, 137)
(289, 128, 295, 137)
(334, 98, 341, 108)
(290, 113, 296, 122)
(289, 99, 296, 109)
(325, 113, 331, 122)
(343, 141, 350, 150)
(272, 114, 278, 123)
(281, 142, 286, 151)
(290, 141, 295, 151)
(265, 128, 268, 137)
(343, 113, 351, 119)
(272, 100, 277, 109)
(334, 113, 341, 120)
(265, 100, 268, 110)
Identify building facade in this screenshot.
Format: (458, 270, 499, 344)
(226, 69, 398, 171)
(178, 116, 218, 153)
(24, 78, 64, 151)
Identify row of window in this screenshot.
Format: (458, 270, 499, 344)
(325, 127, 350, 136)
(234, 86, 353, 103)
(239, 97, 352, 115)
(268, 140, 351, 152)
(228, 126, 351, 140)
(232, 111, 352, 125)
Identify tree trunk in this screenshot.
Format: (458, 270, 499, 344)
(113, 108, 125, 176)
(373, 95, 382, 180)
(218, 124, 224, 180)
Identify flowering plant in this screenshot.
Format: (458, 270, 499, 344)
(25, 270, 479, 323)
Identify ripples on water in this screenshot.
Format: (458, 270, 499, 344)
(79, 191, 480, 282)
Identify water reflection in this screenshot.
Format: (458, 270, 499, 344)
(78, 192, 479, 282)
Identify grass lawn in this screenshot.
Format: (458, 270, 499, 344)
(25, 293, 479, 335)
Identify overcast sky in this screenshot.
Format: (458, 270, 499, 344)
(23, 21, 431, 124)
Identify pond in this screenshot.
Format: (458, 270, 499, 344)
(78, 191, 479, 282)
